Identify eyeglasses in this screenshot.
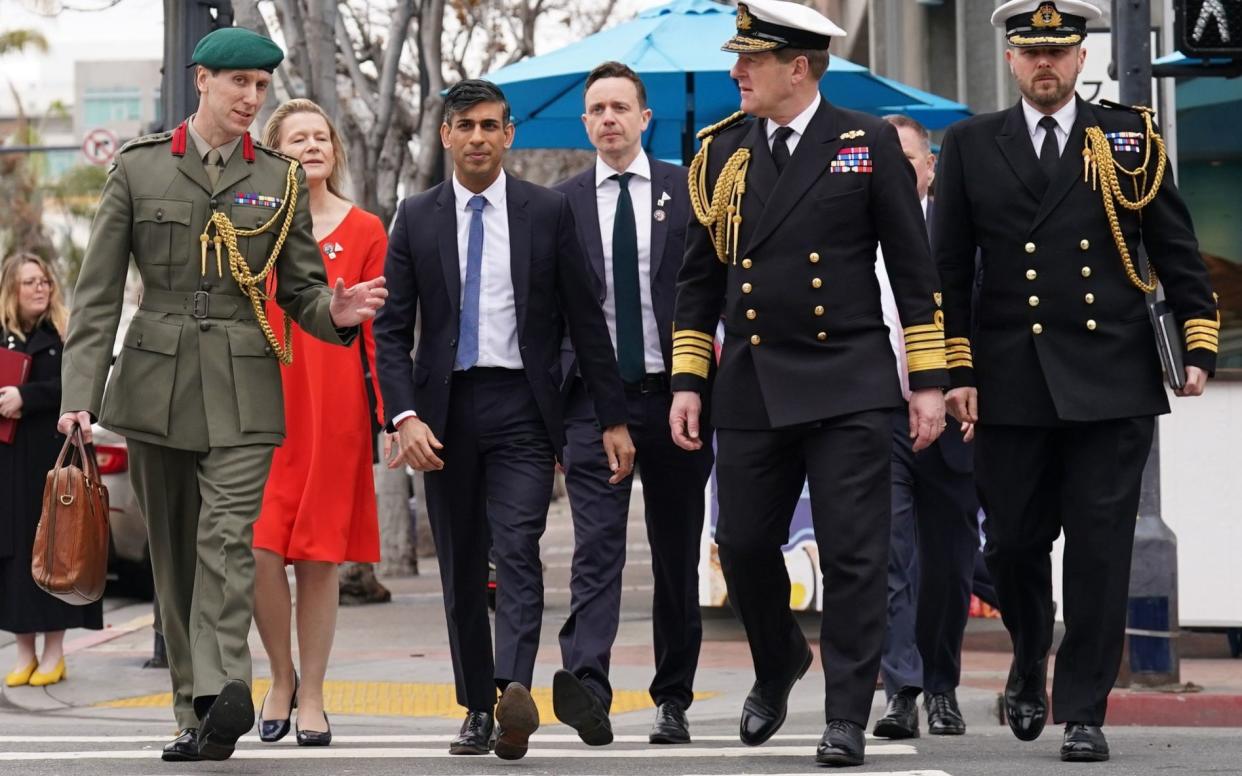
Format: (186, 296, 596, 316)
(20, 278, 53, 290)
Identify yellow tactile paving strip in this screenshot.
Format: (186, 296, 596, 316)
(97, 680, 713, 719)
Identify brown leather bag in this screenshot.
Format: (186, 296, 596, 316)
(31, 426, 110, 605)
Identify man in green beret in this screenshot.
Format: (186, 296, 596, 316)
(58, 26, 387, 762)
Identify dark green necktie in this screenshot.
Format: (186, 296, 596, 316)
(610, 172, 644, 383)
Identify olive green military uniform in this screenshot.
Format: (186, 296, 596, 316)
(61, 120, 352, 729)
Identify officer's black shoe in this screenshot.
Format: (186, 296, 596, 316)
(925, 691, 967, 735)
(449, 710, 494, 755)
(552, 669, 613, 746)
(872, 689, 920, 739)
(161, 728, 201, 762)
(493, 682, 540, 760)
(1061, 722, 1109, 762)
(649, 702, 691, 744)
(1003, 658, 1048, 742)
(739, 641, 813, 746)
(195, 680, 255, 761)
(816, 719, 866, 767)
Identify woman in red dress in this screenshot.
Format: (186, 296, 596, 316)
(252, 99, 386, 747)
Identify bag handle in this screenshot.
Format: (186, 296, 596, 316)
(51, 426, 100, 506)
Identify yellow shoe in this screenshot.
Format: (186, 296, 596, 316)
(5, 659, 38, 687)
(28, 658, 66, 687)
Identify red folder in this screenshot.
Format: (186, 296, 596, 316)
(0, 347, 33, 444)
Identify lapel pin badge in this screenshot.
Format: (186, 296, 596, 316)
(654, 209, 667, 222)
(658, 191, 671, 207)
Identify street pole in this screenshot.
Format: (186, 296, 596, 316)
(1114, 0, 1181, 687)
(154, 0, 233, 133)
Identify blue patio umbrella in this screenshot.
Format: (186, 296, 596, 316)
(484, 0, 971, 163)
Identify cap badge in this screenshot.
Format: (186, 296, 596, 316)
(737, 3, 754, 30)
(1032, 3, 1064, 29)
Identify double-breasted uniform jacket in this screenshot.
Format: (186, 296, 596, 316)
(934, 97, 1219, 426)
(671, 100, 949, 428)
(61, 124, 350, 452)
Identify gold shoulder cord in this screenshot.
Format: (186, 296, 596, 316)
(689, 111, 751, 264)
(198, 159, 300, 365)
(1082, 109, 1166, 294)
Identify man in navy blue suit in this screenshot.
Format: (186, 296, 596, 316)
(551, 62, 715, 748)
(374, 79, 635, 762)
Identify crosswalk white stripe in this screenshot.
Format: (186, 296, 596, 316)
(0, 744, 918, 761)
(0, 733, 886, 744)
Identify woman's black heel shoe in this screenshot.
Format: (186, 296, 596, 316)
(258, 672, 299, 743)
(296, 712, 332, 747)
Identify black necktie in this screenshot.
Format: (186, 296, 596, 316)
(772, 126, 794, 174)
(610, 172, 644, 383)
(1038, 116, 1060, 179)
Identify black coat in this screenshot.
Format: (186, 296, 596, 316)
(934, 98, 1218, 425)
(374, 173, 628, 453)
(1, 321, 102, 632)
(672, 99, 949, 429)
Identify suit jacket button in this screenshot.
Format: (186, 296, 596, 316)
(1026, 269, 1037, 280)
(443, 377, 450, 385)
(1032, 323, 1043, 334)
(1087, 319, 1097, 331)
(816, 331, 827, 341)
(1081, 266, 1092, 277)
(809, 252, 820, 263)
(155, 208, 164, 221)
(741, 258, 753, 269)
(1025, 242, 1036, 253)
(1080, 239, 1090, 250)
(450, 338, 457, 347)
(1028, 295, 1040, 307)
(750, 334, 761, 345)
(746, 309, 757, 320)
(199, 321, 212, 331)
(1085, 293, 1095, 304)
(814, 305, 825, 316)
(811, 277, 823, 289)
(741, 282, 753, 294)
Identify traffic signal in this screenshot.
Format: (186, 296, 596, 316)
(1174, 0, 1242, 57)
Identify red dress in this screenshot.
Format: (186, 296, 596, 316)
(254, 206, 386, 563)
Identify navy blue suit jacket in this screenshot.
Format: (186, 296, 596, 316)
(374, 173, 628, 453)
(553, 154, 691, 384)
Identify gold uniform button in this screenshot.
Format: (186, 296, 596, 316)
(1028, 295, 1040, 307)
(809, 252, 821, 264)
(1080, 239, 1090, 250)
(1026, 269, 1037, 281)
(1085, 293, 1095, 304)
(742, 282, 753, 293)
(811, 277, 823, 289)
(1025, 242, 1036, 254)
(742, 258, 753, 269)
(746, 309, 757, 320)
(814, 305, 825, 317)
(1087, 319, 1097, 331)
(816, 331, 828, 341)
(750, 334, 761, 345)
(1081, 266, 1092, 278)
(1032, 323, 1043, 334)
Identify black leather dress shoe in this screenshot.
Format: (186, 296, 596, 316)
(296, 712, 332, 747)
(925, 691, 966, 736)
(872, 690, 920, 739)
(649, 702, 691, 744)
(739, 642, 813, 746)
(1003, 658, 1048, 742)
(1061, 722, 1109, 762)
(816, 719, 866, 767)
(161, 729, 201, 762)
(196, 680, 255, 761)
(494, 682, 540, 760)
(258, 673, 298, 743)
(449, 710, 494, 755)
(552, 670, 613, 746)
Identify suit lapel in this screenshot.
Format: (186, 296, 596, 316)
(507, 176, 531, 337)
(1031, 98, 1090, 232)
(176, 150, 214, 196)
(213, 142, 253, 198)
(741, 118, 775, 212)
(745, 100, 842, 255)
(435, 182, 461, 318)
(575, 172, 606, 290)
(649, 156, 672, 279)
(995, 102, 1048, 202)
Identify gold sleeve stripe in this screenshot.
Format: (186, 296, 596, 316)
(904, 332, 946, 345)
(906, 338, 946, 349)
(1184, 318, 1220, 332)
(908, 351, 949, 373)
(903, 323, 944, 337)
(673, 329, 715, 345)
(672, 354, 711, 378)
(945, 337, 972, 348)
(1185, 337, 1219, 353)
(673, 344, 713, 359)
(947, 358, 974, 369)
(1184, 325, 1219, 338)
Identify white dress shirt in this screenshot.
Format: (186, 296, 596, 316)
(766, 92, 822, 157)
(1022, 97, 1076, 157)
(875, 197, 929, 401)
(594, 153, 664, 374)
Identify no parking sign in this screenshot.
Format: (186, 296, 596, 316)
(82, 128, 119, 166)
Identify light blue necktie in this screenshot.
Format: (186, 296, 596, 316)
(455, 194, 487, 370)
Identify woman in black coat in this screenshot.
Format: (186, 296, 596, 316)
(1, 252, 102, 688)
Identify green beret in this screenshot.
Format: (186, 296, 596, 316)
(190, 27, 284, 73)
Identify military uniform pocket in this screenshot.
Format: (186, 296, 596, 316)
(102, 317, 183, 437)
(133, 198, 193, 266)
(226, 325, 284, 435)
(230, 204, 280, 271)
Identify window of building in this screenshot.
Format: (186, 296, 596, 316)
(83, 88, 142, 126)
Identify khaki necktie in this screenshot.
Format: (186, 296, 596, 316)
(204, 148, 223, 188)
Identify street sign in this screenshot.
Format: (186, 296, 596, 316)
(81, 128, 119, 166)
(1175, 0, 1242, 56)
